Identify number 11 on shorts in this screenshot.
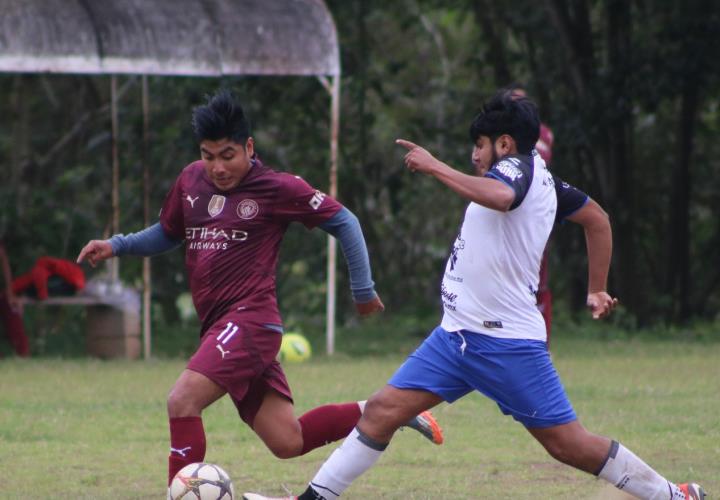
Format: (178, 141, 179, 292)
(217, 322, 239, 345)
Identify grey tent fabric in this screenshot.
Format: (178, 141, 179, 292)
(0, 0, 339, 76)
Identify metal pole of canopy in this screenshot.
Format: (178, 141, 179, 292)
(141, 75, 152, 360)
(110, 75, 120, 282)
(318, 74, 341, 356)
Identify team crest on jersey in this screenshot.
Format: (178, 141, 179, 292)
(237, 199, 259, 220)
(208, 195, 226, 217)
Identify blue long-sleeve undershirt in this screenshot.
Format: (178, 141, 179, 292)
(107, 207, 376, 303)
(109, 223, 181, 257)
(319, 207, 376, 303)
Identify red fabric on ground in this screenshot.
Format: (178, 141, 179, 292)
(298, 402, 361, 455)
(168, 416, 206, 486)
(12, 257, 85, 300)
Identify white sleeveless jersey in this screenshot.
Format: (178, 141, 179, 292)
(440, 152, 587, 341)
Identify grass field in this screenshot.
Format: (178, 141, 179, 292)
(1, 337, 718, 499)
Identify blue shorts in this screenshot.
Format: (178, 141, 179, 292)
(388, 326, 576, 428)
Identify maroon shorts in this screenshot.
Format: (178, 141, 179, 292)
(186, 312, 292, 427)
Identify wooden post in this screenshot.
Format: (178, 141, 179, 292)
(141, 75, 152, 360)
(110, 75, 120, 282)
(326, 75, 340, 355)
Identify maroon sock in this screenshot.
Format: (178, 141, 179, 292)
(168, 416, 206, 486)
(298, 402, 361, 455)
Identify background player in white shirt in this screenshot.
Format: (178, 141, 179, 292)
(244, 90, 704, 500)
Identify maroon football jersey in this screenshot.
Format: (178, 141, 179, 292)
(160, 158, 342, 333)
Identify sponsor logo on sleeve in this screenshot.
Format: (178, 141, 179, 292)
(208, 195, 226, 217)
(309, 190, 326, 210)
(237, 199, 259, 220)
(495, 160, 523, 181)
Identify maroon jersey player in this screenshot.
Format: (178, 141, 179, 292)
(77, 90, 443, 489)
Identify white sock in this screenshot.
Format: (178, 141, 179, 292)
(597, 441, 684, 499)
(308, 427, 386, 499)
(357, 400, 366, 414)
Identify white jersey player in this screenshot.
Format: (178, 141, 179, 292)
(243, 90, 705, 500)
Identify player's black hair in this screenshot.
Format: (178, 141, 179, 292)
(503, 81, 528, 94)
(192, 89, 251, 144)
(469, 90, 540, 155)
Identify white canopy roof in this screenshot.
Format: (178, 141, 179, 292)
(0, 0, 339, 76)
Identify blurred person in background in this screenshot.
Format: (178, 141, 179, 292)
(0, 240, 29, 357)
(508, 83, 555, 344)
(0, 241, 86, 357)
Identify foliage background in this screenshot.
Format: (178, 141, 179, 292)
(1, 0, 720, 355)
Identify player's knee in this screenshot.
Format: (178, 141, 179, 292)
(363, 394, 405, 432)
(167, 388, 200, 418)
(543, 440, 576, 465)
(542, 434, 590, 467)
(267, 438, 302, 459)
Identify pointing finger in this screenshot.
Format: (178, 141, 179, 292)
(76, 246, 90, 264)
(396, 139, 419, 150)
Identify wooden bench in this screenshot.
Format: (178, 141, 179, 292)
(20, 290, 141, 359)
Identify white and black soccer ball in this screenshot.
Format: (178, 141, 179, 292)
(169, 462, 234, 500)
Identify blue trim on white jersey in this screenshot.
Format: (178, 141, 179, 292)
(485, 155, 534, 210)
(553, 174, 589, 222)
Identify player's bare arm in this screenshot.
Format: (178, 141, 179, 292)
(76, 239, 113, 267)
(565, 198, 618, 319)
(396, 138, 515, 211)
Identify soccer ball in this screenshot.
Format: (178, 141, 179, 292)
(279, 332, 312, 363)
(169, 462, 234, 500)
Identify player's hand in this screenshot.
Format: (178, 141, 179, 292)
(355, 295, 385, 317)
(396, 139, 439, 175)
(586, 291, 618, 319)
(76, 240, 114, 267)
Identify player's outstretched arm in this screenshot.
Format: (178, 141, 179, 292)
(318, 207, 385, 317)
(565, 198, 619, 319)
(396, 139, 514, 211)
(77, 223, 182, 267)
